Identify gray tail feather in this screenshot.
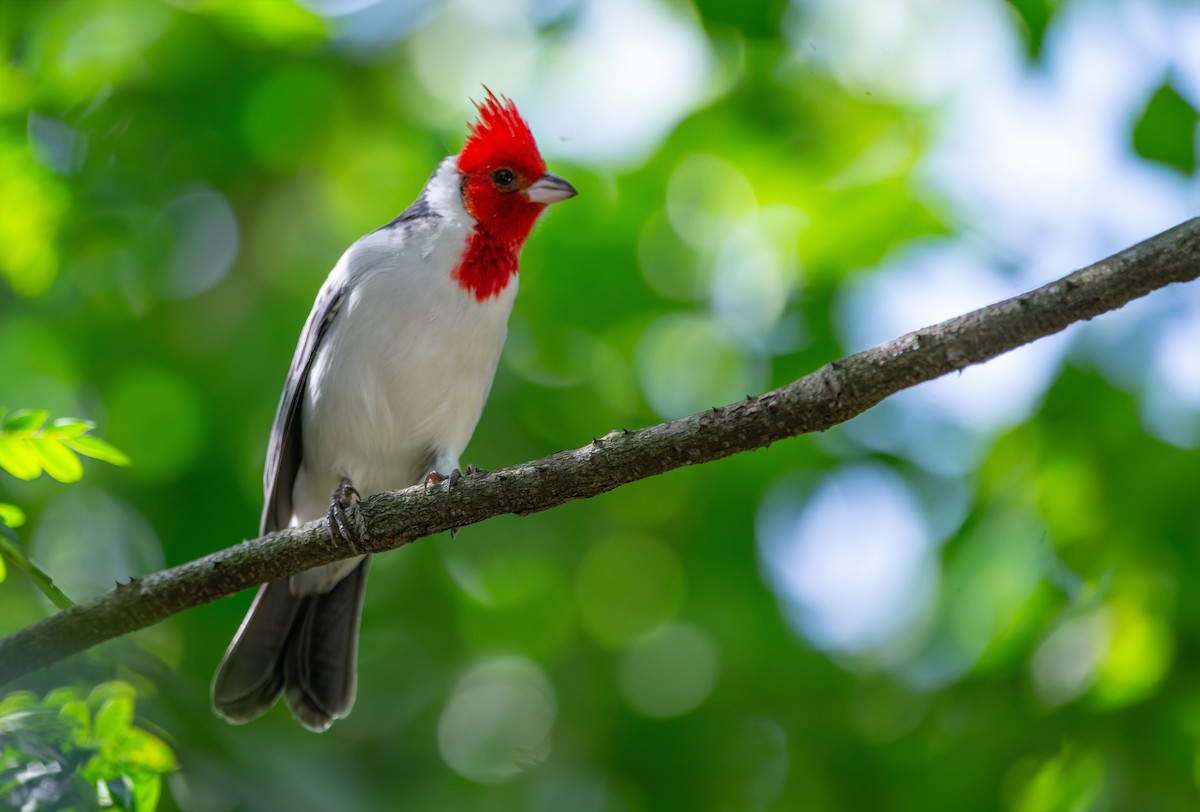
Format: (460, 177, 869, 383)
(211, 557, 371, 732)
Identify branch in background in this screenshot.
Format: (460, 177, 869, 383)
(1, 218, 1197, 686)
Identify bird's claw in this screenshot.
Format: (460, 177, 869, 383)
(423, 465, 483, 539)
(327, 477, 362, 554)
(423, 464, 479, 492)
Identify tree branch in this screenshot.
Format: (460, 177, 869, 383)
(2, 218, 1198, 686)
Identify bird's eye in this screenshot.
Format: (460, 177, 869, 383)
(492, 168, 516, 189)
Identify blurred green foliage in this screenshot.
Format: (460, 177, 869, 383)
(0, 681, 177, 812)
(0, 0, 1198, 811)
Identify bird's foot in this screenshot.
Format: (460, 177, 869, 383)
(327, 477, 363, 553)
(423, 463, 485, 491)
(423, 467, 460, 491)
(423, 465, 483, 539)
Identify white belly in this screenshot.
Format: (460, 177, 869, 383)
(292, 240, 518, 525)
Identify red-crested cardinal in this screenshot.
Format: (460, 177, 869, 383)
(212, 91, 576, 731)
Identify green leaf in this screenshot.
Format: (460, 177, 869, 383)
(42, 687, 79, 709)
(47, 418, 95, 437)
(116, 729, 178, 772)
(92, 697, 133, 752)
(0, 436, 42, 479)
(0, 691, 38, 716)
(692, 0, 780, 38)
(87, 682, 136, 713)
(0, 553, 5, 584)
(0, 503, 26, 528)
(0, 411, 128, 480)
(3, 409, 49, 432)
(29, 438, 83, 483)
(57, 700, 90, 749)
(1006, 0, 1055, 61)
(1133, 79, 1199, 173)
(133, 773, 163, 812)
(63, 435, 131, 467)
(0, 698, 38, 735)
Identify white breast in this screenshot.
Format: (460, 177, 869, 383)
(290, 159, 518, 524)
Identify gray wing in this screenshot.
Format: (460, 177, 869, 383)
(261, 192, 441, 534)
(261, 278, 348, 535)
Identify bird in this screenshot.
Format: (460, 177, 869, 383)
(211, 90, 577, 731)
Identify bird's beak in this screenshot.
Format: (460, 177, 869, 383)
(525, 172, 577, 205)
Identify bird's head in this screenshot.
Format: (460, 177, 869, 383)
(456, 90, 576, 252)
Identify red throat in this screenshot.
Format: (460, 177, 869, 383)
(452, 90, 549, 301)
(452, 197, 546, 300)
(452, 227, 524, 302)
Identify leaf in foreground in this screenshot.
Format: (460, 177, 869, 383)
(0, 410, 130, 482)
(0, 682, 177, 812)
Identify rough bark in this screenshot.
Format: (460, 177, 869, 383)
(1, 218, 1198, 686)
